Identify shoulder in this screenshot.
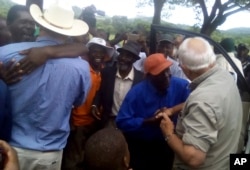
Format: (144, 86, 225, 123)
(101, 65, 117, 75)
(171, 76, 189, 86)
(134, 68, 144, 77)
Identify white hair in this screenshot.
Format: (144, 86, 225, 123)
(177, 37, 216, 71)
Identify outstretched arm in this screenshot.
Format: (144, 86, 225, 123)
(18, 43, 89, 74)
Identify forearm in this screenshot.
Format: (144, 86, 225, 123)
(166, 134, 206, 168)
(46, 43, 88, 59)
(171, 103, 185, 115)
(165, 102, 185, 117)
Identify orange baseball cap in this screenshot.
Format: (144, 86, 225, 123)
(144, 53, 173, 75)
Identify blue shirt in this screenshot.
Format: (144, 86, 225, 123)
(116, 76, 190, 141)
(0, 36, 91, 151)
(0, 80, 12, 141)
(168, 57, 188, 80)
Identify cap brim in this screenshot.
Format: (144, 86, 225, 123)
(149, 62, 173, 75)
(117, 48, 140, 60)
(86, 42, 114, 58)
(159, 39, 174, 44)
(30, 4, 89, 36)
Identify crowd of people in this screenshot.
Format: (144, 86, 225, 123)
(0, 2, 248, 170)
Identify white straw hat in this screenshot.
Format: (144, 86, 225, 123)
(30, 3, 89, 36)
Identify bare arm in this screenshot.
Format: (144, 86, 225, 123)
(155, 102, 185, 118)
(159, 113, 206, 168)
(18, 43, 88, 74)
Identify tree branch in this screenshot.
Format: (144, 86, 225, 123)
(198, 0, 208, 20)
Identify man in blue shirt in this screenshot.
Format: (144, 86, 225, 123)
(116, 53, 190, 170)
(0, 3, 90, 170)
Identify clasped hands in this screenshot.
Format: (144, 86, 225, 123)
(155, 107, 175, 139)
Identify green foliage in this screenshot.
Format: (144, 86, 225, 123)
(111, 16, 129, 33)
(96, 15, 250, 46)
(0, 0, 14, 18)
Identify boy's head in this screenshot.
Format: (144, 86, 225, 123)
(84, 128, 130, 170)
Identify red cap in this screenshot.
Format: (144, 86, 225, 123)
(144, 53, 173, 75)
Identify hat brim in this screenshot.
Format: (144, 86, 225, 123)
(86, 42, 114, 58)
(117, 48, 140, 60)
(148, 61, 173, 75)
(159, 39, 174, 44)
(30, 4, 89, 36)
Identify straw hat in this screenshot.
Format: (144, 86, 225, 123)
(30, 3, 89, 36)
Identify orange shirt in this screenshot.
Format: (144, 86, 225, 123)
(71, 65, 101, 126)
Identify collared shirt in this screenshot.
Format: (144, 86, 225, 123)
(216, 52, 244, 77)
(116, 76, 190, 141)
(175, 66, 242, 170)
(167, 56, 189, 81)
(0, 36, 91, 151)
(71, 65, 101, 126)
(111, 67, 134, 116)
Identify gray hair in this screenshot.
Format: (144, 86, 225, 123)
(177, 37, 216, 71)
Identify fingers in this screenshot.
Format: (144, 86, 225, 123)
(0, 61, 23, 85)
(0, 140, 12, 153)
(18, 49, 29, 55)
(91, 107, 101, 120)
(18, 58, 35, 74)
(93, 111, 101, 120)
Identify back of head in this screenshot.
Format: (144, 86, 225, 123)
(220, 38, 235, 53)
(84, 128, 129, 170)
(7, 5, 29, 26)
(177, 37, 216, 71)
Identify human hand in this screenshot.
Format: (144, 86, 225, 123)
(90, 105, 101, 120)
(0, 60, 23, 85)
(0, 140, 19, 170)
(143, 114, 162, 125)
(18, 47, 49, 74)
(155, 107, 174, 118)
(158, 112, 174, 137)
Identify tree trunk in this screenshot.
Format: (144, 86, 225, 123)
(26, 0, 43, 10)
(152, 0, 166, 25)
(200, 14, 226, 36)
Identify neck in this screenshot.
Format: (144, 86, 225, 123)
(39, 28, 67, 43)
(119, 67, 132, 79)
(189, 63, 215, 81)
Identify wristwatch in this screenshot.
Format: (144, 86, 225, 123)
(164, 133, 174, 142)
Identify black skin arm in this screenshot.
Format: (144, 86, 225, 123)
(18, 43, 89, 74)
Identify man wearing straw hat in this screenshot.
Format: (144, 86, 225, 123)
(0, 2, 90, 170)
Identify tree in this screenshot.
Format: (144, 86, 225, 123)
(111, 16, 129, 33)
(26, 0, 43, 9)
(188, 0, 250, 35)
(0, 0, 14, 18)
(136, 0, 166, 24)
(137, 0, 250, 36)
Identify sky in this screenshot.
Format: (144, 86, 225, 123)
(11, 0, 250, 30)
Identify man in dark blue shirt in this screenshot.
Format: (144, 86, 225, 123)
(116, 53, 190, 170)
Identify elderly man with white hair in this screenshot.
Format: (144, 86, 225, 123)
(158, 37, 243, 170)
(0, 2, 91, 170)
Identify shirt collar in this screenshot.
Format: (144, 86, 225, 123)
(36, 36, 65, 45)
(116, 67, 135, 80)
(189, 65, 219, 91)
